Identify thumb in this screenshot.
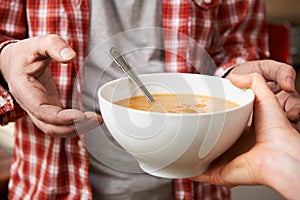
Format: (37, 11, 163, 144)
(229, 73, 291, 132)
(30, 34, 76, 62)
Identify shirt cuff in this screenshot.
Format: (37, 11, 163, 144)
(214, 66, 235, 78)
(0, 85, 24, 125)
(0, 40, 19, 54)
(221, 67, 235, 78)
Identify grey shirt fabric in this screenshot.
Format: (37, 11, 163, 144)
(83, 0, 173, 199)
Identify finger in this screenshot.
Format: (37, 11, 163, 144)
(266, 81, 281, 93)
(75, 112, 103, 135)
(29, 113, 78, 137)
(30, 112, 103, 138)
(275, 90, 300, 122)
(259, 60, 296, 92)
(285, 93, 300, 121)
(287, 106, 300, 122)
(20, 90, 89, 125)
(191, 168, 227, 186)
(37, 106, 89, 124)
(37, 106, 102, 126)
(190, 165, 246, 187)
(291, 122, 300, 132)
(84, 111, 103, 125)
(231, 60, 296, 92)
(290, 110, 300, 132)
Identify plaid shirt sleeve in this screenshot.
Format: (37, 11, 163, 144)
(0, 0, 28, 125)
(211, 0, 269, 76)
(0, 84, 24, 125)
(162, 0, 269, 77)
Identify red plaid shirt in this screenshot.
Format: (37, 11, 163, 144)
(0, 0, 268, 199)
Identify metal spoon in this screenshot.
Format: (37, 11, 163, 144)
(109, 47, 156, 103)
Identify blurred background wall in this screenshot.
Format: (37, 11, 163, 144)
(266, 0, 300, 68)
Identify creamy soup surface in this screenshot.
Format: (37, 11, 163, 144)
(114, 94, 239, 113)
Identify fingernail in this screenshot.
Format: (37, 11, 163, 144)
(287, 77, 296, 91)
(60, 48, 76, 60)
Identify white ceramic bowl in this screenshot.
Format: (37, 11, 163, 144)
(98, 73, 254, 178)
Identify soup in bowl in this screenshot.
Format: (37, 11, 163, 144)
(98, 73, 254, 178)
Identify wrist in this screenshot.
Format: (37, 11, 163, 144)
(0, 40, 19, 54)
(267, 165, 300, 199)
(261, 140, 300, 199)
(0, 40, 19, 88)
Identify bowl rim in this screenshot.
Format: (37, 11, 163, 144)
(98, 73, 254, 117)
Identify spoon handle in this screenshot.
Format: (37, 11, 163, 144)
(109, 47, 156, 103)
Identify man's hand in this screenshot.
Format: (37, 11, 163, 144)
(228, 60, 300, 129)
(0, 35, 102, 137)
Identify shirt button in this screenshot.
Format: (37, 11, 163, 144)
(204, 0, 211, 3)
(0, 96, 6, 107)
(78, 140, 84, 148)
(80, 195, 89, 200)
